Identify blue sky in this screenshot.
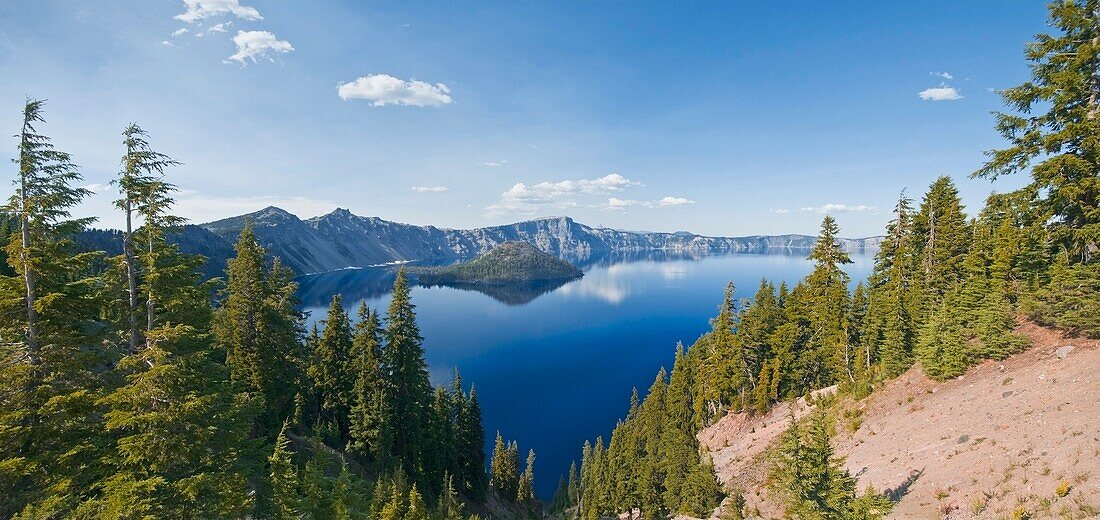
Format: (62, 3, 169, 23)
(0, 1, 1048, 237)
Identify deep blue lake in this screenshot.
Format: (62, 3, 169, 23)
(297, 250, 874, 498)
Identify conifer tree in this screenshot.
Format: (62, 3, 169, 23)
(348, 304, 391, 469)
(490, 431, 519, 499)
(914, 294, 970, 381)
(268, 423, 300, 519)
(517, 448, 536, 503)
(0, 99, 107, 516)
(113, 123, 179, 351)
(438, 473, 466, 520)
(215, 223, 302, 435)
(863, 192, 919, 379)
(912, 176, 969, 314)
(457, 385, 488, 501)
(314, 294, 354, 443)
(805, 215, 853, 385)
(773, 411, 891, 519)
(974, 0, 1100, 264)
(695, 283, 740, 424)
(383, 268, 433, 480)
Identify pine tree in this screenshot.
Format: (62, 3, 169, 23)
(912, 176, 970, 315)
(915, 294, 971, 381)
(438, 473, 466, 520)
(314, 294, 354, 443)
(383, 268, 432, 480)
(215, 223, 303, 435)
(113, 123, 180, 351)
(97, 323, 254, 518)
(773, 411, 891, 519)
(268, 423, 300, 519)
(348, 304, 391, 469)
(805, 215, 853, 385)
(0, 99, 107, 516)
(406, 484, 430, 520)
(695, 283, 740, 425)
(457, 384, 488, 501)
(490, 431, 518, 499)
(517, 448, 536, 503)
(567, 459, 580, 507)
(974, 0, 1100, 264)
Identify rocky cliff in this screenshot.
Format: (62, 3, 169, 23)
(79, 206, 883, 277)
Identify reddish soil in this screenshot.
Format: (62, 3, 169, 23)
(696, 322, 1100, 519)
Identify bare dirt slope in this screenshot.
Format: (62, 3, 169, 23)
(698, 322, 1100, 519)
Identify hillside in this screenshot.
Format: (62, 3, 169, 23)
(75, 207, 882, 277)
(697, 322, 1100, 519)
(412, 241, 583, 285)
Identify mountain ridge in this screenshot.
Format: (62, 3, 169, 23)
(87, 206, 883, 277)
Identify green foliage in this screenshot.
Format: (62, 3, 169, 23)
(215, 223, 303, 436)
(772, 411, 892, 519)
(415, 240, 583, 284)
(0, 108, 523, 518)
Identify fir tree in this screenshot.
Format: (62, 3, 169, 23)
(215, 223, 303, 435)
(0, 99, 106, 517)
(974, 0, 1100, 264)
(314, 294, 354, 443)
(517, 448, 536, 503)
(383, 268, 432, 481)
(268, 423, 300, 519)
(113, 123, 180, 351)
(805, 215, 854, 386)
(914, 294, 971, 381)
(348, 304, 391, 469)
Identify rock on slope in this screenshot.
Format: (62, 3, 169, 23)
(698, 321, 1100, 519)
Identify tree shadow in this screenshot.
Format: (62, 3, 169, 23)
(884, 468, 923, 502)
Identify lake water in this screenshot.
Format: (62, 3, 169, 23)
(297, 250, 875, 498)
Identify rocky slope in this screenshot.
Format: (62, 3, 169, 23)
(195, 207, 883, 275)
(76, 207, 883, 277)
(697, 321, 1100, 519)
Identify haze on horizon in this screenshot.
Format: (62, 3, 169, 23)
(0, 0, 1045, 237)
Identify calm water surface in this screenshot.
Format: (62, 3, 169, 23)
(298, 251, 874, 498)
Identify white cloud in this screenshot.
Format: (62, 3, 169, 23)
(175, 0, 261, 23)
(799, 204, 877, 214)
(172, 28, 189, 37)
(412, 186, 450, 193)
(208, 21, 232, 33)
(655, 196, 694, 207)
(81, 183, 113, 193)
(160, 40, 173, 47)
(226, 30, 294, 64)
(337, 74, 453, 107)
(483, 160, 508, 167)
(604, 195, 693, 211)
(769, 208, 790, 214)
(605, 197, 641, 211)
(918, 85, 962, 101)
(931, 71, 954, 80)
(487, 173, 643, 215)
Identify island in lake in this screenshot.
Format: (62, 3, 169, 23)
(411, 241, 584, 285)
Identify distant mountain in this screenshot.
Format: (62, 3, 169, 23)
(412, 241, 584, 285)
(76, 206, 883, 277)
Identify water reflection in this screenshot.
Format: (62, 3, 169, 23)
(295, 248, 826, 307)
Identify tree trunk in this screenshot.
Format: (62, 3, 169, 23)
(146, 232, 155, 333)
(124, 198, 139, 352)
(18, 115, 38, 365)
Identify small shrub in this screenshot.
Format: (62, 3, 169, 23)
(1055, 480, 1071, 497)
